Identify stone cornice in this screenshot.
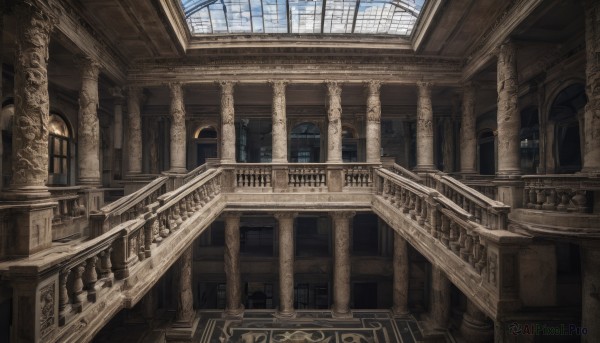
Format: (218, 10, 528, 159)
(36, 0, 128, 84)
(127, 55, 463, 86)
(155, 0, 189, 53)
(411, 0, 444, 52)
(462, 0, 545, 81)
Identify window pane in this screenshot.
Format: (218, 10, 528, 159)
(53, 157, 61, 173)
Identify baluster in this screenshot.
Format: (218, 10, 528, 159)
(160, 211, 171, 239)
(71, 263, 86, 309)
(266, 172, 272, 187)
(179, 200, 188, 222)
(320, 170, 326, 186)
(389, 185, 396, 204)
(144, 216, 154, 256)
(419, 200, 427, 226)
(172, 203, 182, 225)
(429, 205, 440, 236)
(187, 196, 194, 216)
(470, 235, 480, 267)
(535, 189, 545, 209)
(199, 188, 207, 207)
(440, 214, 450, 247)
(476, 243, 487, 274)
(394, 186, 402, 209)
(99, 247, 114, 279)
(84, 256, 98, 302)
(383, 179, 390, 199)
(450, 223, 461, 255)
(462, 232, 474, 263)
(402, 190, 410, 214)
(410, 196, 419, 220)
(557, 191, 569, 211)
(59, 269, 70, 325)
(528, 188, 537, 208)
(542, 189, 557, 210)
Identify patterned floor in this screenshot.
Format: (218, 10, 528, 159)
(194, 310, 425, 343)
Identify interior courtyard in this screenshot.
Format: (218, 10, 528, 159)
(0, 0, 599, 342)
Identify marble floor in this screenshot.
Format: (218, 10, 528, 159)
(194, 310, 426, 343)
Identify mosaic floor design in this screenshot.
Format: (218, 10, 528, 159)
(194, 310, 425, 343)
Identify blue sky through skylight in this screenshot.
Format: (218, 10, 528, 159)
(181, 0, 426, 36)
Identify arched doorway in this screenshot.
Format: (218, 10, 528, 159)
(520, 107, 539, 174)
(478, 129, 495, 175)
(290, 122, 320, 163)
(550, 83, 586, 173)
(48, 113, 72, 185)
(195, 126, 218, 166)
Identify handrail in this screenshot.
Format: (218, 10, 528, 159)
(385, 163, 422, 183)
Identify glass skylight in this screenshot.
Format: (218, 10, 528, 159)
(181, 0, 425, 36)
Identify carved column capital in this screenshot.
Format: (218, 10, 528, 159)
(217, 80, 237, 94)
(331, 211, 356, 220)
(110, 86, 124, 99)
(274, 212, 298, 220)
(222, 212, 242, 220)
(325, 81, 343, 97)
(417, 81, 434, 92)
(364, 80, 382, 96)
(75, 56, 101, 80)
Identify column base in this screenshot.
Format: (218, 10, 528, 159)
(168, 167, 188, 174)
(275, 310, 296, 319)
(391, 307, 410, 318)
(1, 186, 51, 200)
(412, 165, 436, 173)
(460, 315, 494, 343)
(165, 317, 200, 342)
(331, 309, 353, 319)
(223, 305, 245, 319)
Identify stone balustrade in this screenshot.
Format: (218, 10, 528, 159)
(522, 174, 600, 213)
(460, 175, 498, 200)
(288, 165, 327, 188)
(423, 172, 510, 230)
(235, 164, 272, 188)
(374, 168, 528, 319)
(343, 164, 374, 187)
(49, 186, 89, 241)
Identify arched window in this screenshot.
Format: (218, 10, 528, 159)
(520, 107, 539, 174)
(550, 84, 586, 173)
(48, 114, 71, 185)
(478, 129, 495, 175)
(290, 122, 320, 163)
(194, 126, 218, 166)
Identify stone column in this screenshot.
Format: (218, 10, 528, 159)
(415, 81, 436, 172)
(275, 212, 296, 318)
(365, 81, 382, 163)
(430, 265, 450, 330)
(174, 246, 194, 326)
(111, 88, 124, 182)
(77, 57, 102, 186)
(459, 299, 494, 343)
(126, 86, 143, 176)
(331, 211, 355, 318)
(496, 41, 520, 177)
(327, 81, 343, 163)
(460, 83, 478, 175)
(271, 80, 288, 163)
(583, 0, 600, 173)
(224, 213, 243, 317)
(581, 242, 600, 343)
(220, 81, 236, 164)
(10, 1, 55, 197)
(392, 232, 410, 316)
(169, 83, 187, 173)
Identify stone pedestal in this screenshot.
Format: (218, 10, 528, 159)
(326, 81, 343, 163)
(460, 83, 478, 175)
(223, 213, 244, 318)
(494, 179, 523, 210)
(496, 41, 521, 177)
(327, 166, 343, 192)
(331, 211, 355, 318)
(169, 83, 187, 174)
(460, 299, 494, 343)
(414, 82, 436, 172)
(392, 233, 410, 316)
(219, 82, 236, 164)
(365, 81, 382, 164)
(126, 87, 143, 176)
(429, 265, 450, 330)
(272, 166, 289, 192)
(275, 212, 296, 318)
(11, 274, 59, 343)
(581, 242, 600, 343)
(76, 57, 102, 186)
(10, 201, 56, 256)
(271, 80, 288, 163)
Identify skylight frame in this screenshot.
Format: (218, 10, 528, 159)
(181, 0, 426, 36)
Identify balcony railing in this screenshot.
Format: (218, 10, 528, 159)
(522, 174, 600, 213)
